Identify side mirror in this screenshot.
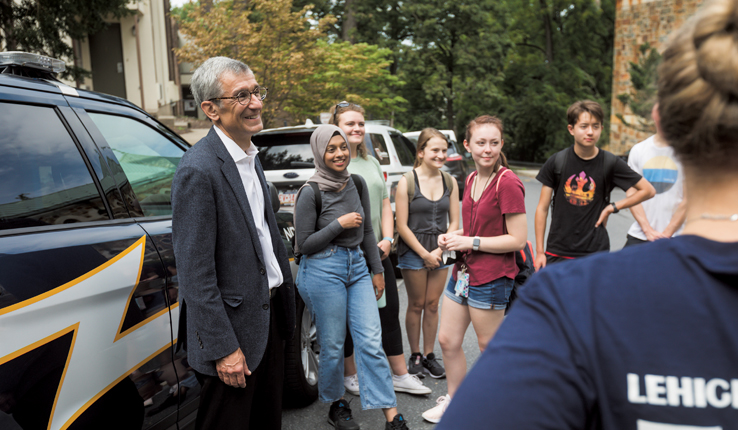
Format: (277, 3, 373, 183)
(267, 182, 281, 214)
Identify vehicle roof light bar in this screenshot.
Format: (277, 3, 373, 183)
(0, 51, 66, 73)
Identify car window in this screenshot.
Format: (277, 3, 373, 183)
(88, 113, 184, 217)
(390, 132, 416, 167)
(0, 102, 109, 231)
(253, 132, 315, 170)
(368, 133, 390, 165)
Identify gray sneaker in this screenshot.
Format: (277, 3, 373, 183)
(422, 353, 446, 379)
(407, 352, 424, 376)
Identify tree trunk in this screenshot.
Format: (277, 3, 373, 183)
(539, 0, 554, 64)
(342, 0, 356, 43)
(0, 0, 16, 51)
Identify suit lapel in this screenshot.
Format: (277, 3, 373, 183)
(207, 128, 265, 266)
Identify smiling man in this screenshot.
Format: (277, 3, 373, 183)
(171, 57, 295, 430)
(533, 100, 655, 270)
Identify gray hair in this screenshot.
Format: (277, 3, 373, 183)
(191, 57, 252, 109)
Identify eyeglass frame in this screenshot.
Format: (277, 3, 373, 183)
(332, 101, 361, 125)
(209, 86, 268, 105)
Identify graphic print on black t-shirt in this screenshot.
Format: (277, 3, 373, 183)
(564, 171, 596, 206)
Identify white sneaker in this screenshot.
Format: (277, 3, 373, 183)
(343, 373, 360, 396)
(393, 374, 432, 395)
(422, 394, 450, 423)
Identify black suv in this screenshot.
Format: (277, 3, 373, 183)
(0, 53, 317, 430)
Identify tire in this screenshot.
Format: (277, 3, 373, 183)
(282, 294, 319, 407)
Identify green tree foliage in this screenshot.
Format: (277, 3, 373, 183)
(0, 0, 134, 81)
(616, 42, 660, 134)
(500, 0, 616, 161)
(175, 0, 404, 128)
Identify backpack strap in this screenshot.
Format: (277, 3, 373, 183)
(403, 170, 416, 201)
(350, 174, 364, 199)
(495, 168, 509, 193)
(440, 170, 454, 192)
(552, 147, 569, 190)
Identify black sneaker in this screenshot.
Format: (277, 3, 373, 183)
(407, 352, 424, 376)
(385, 413, 410, 430)
(328, 399, 360, 430)
(422, 353, 446, 379)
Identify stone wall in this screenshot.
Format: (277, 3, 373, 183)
(608, 0, 704, 154)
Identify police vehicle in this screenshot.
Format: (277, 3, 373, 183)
(0, 52, 317, 430)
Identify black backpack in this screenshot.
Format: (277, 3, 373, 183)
(505, 240, 535, 314)
(552, 146, 619, 207)
(291, 174, 364, 264)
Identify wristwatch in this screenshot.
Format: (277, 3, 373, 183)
(472, 236, 481, 251)
(382, 236, 394, 244)
(611, 202, 620, 214)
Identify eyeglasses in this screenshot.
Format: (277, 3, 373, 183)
(209, 87, 268, 105)
(332, 101, 360, 125)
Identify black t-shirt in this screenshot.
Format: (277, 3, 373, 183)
(536, 146, 641, 257)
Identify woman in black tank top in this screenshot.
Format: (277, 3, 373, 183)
(395, 128, 460, 380)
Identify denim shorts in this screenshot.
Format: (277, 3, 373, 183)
(397, 248, 452, 271)
(444, 275, 514, 310)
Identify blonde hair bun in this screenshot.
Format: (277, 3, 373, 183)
(693, 0, 738, 96)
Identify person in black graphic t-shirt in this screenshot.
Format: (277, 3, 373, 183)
(533, 100, 655, 270)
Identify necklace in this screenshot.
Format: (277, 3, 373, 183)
(472, 171, 495, 202)
(685, 213, 738, 224)
(469, 170, 496, 234)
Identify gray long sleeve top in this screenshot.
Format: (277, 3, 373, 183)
(294, 176, 384, 275)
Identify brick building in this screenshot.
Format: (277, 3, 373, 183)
(609, 0, 704, 154)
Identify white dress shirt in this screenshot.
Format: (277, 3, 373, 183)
(215, 126, 284, 290)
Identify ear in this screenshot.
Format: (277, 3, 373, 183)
(463, 139, 471, 152)
(201, 101, 220, 123)
(567, 124, 575, 136)
(500, 138, 505, 149)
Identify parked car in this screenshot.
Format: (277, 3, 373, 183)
(253, 121, 418, 209)
(403, 129, 471, 193)
(0, 52, 316, 430)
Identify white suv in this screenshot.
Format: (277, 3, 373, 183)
(252, 122, 417, 209)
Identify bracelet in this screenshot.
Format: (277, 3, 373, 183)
(382, 236, 394, 244)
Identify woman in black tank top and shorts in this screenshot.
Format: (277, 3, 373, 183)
(395, 128, 460, 381)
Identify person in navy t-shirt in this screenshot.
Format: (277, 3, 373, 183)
(438, 0, 738, 428)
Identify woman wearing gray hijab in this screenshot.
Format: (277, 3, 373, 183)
(294, 125, 410, 430)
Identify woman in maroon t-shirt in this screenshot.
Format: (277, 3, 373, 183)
(421, 115, 528, 424)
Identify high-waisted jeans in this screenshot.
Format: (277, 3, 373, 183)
(297, 245, 396, 410)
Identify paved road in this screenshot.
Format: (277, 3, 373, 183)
(282, 174, 635, 429)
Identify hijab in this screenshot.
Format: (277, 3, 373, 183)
(308, 124, 352, 192)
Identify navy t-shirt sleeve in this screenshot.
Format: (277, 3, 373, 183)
(612, 155, 642, 191)
(438, 272, 596, 430)
(535, 154, 557, 189)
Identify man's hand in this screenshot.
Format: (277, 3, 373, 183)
(372, 273, 385, 301)
(338, 212, 363, 229)
(534, 253, 547, 272)
(595, 205, 614, 228)
(216, 348, 250, 388)
(377, 240, 391, 260)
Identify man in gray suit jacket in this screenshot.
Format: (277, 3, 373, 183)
(172, 57, 295, 430)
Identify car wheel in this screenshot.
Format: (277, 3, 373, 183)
(283, 294, 319, 407)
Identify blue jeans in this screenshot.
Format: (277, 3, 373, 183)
(297, 245, 396, 410)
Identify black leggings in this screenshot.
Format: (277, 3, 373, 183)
(344, 256, 404, 358)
